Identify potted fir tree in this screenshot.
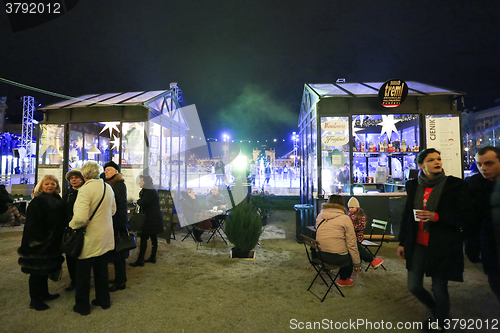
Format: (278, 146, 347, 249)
(225, 200, 263, 259)
(250, 190, 274, 225)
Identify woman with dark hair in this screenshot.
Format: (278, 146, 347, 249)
(181, 188, 204, 243)
(61, 168, 85, 291)
(397, 148, 472, 331)
(129, 175, 163, 267)
(315, 194, 361, 286)
(18, 175, 65, 311)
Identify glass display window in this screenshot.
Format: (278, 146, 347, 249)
(122, 122, 145, 166)
(351, 114, 420, 191)
(38, 124, 64, 165)
(320, 116, 350, 195)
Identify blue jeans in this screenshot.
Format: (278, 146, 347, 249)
(407, 244, 449, 324)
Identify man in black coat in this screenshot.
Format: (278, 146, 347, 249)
(467, 146, 500, 303)
(104, 161, 129, 292)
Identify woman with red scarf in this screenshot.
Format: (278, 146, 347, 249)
(397, 148, 472, 331)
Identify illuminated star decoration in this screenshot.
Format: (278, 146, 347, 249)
(352, 122, 363, 140)
(100, 122, 120, 137)
(110, 134, 120, 151)
(75, 136, 83, 149)
(378, 115, 400, 141)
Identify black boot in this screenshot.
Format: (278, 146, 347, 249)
(129, 259, 144, 267)
(109, 282, 126, 292)
(145, 235, 158, 263)
(144, 256, 156, 264)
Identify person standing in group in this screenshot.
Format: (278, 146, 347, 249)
(466, 146, 500, 303)
(70, 162, 116, 316)
(397, 148, 471, 331)
(129, 175, 163, 267)
(103, 161, 129, 292)
(347, 197, 384, 269)
(61, 168, 85, 291)
(18, 175, 65, 311)
(316, 194, 361, 286)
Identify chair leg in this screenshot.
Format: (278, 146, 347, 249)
(308, 266, 345, 301)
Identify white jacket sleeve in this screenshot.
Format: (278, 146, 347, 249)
(69, 186, 91, 229)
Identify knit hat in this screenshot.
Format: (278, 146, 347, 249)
(348, 197, 360, 208)
(65, 168, 84, 182)
(104, 161, 120, 173)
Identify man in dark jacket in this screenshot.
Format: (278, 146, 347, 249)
(467, 146, 500, 303)
(206, 186, 227, 211)
(104, 161, 129, 292)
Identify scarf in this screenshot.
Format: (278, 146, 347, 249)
(413, 169, 447, 212)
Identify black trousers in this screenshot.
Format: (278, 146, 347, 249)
(112, 250, 127, 284)
(138, 233, 158, 260)
(66, 255, 77, 284)
(75, 253, 110, 312)
(320, 252, 353, 280)
(29, 274, 49, 304)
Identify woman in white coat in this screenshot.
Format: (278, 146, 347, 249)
(69, 162, 116, 316)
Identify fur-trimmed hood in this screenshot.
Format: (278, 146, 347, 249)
(321, 203, 347, 214)
(105, 173, 125, 188)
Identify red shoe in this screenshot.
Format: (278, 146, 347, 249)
(337, 278, 354, 286)
(370, 258, 384, 269)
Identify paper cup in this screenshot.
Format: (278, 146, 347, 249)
(413, 209, 423, 221)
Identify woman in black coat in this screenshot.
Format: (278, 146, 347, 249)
(129, 175, 163, 266)
(397, 148, 472, 330)
(181, 188, 204, 243)
(18, 175, 66, 311)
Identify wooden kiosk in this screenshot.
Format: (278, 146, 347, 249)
(297, 80, 465, 239)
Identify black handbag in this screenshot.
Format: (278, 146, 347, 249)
(115, 230, 137, 252)
(129, 206, 145, 232)
(61, 182, 106, 257)
(61, 227, 86, 257)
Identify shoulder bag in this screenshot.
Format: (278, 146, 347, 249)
(129, 204, 145, 232)
(61, 182, 106, 257)
(115, 229, 137, 252)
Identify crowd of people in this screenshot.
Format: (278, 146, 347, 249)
(17, 161, 164, 316)
(13, 145, 500, 327)
(315, 147, 500, 332)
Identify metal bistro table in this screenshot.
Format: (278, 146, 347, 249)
(206, 210, 229, 245)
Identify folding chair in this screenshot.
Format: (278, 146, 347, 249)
(361, 219, 388, 272)
(180, 215, 198, 242)
(301, 235, 344, 301)
(205, 216, 228, 245)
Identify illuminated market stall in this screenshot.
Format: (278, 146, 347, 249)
(297, 80, 465, 238)
(36, 85, 186, 218)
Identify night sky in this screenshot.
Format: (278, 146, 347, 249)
(0, 0, 499, 151)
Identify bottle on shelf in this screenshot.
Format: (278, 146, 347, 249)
(383, 139, 388, 152)
(388, 143, 394, 152)
(401, 139, 406, 152)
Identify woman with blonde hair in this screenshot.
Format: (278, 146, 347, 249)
(18, 175, 66, 311)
